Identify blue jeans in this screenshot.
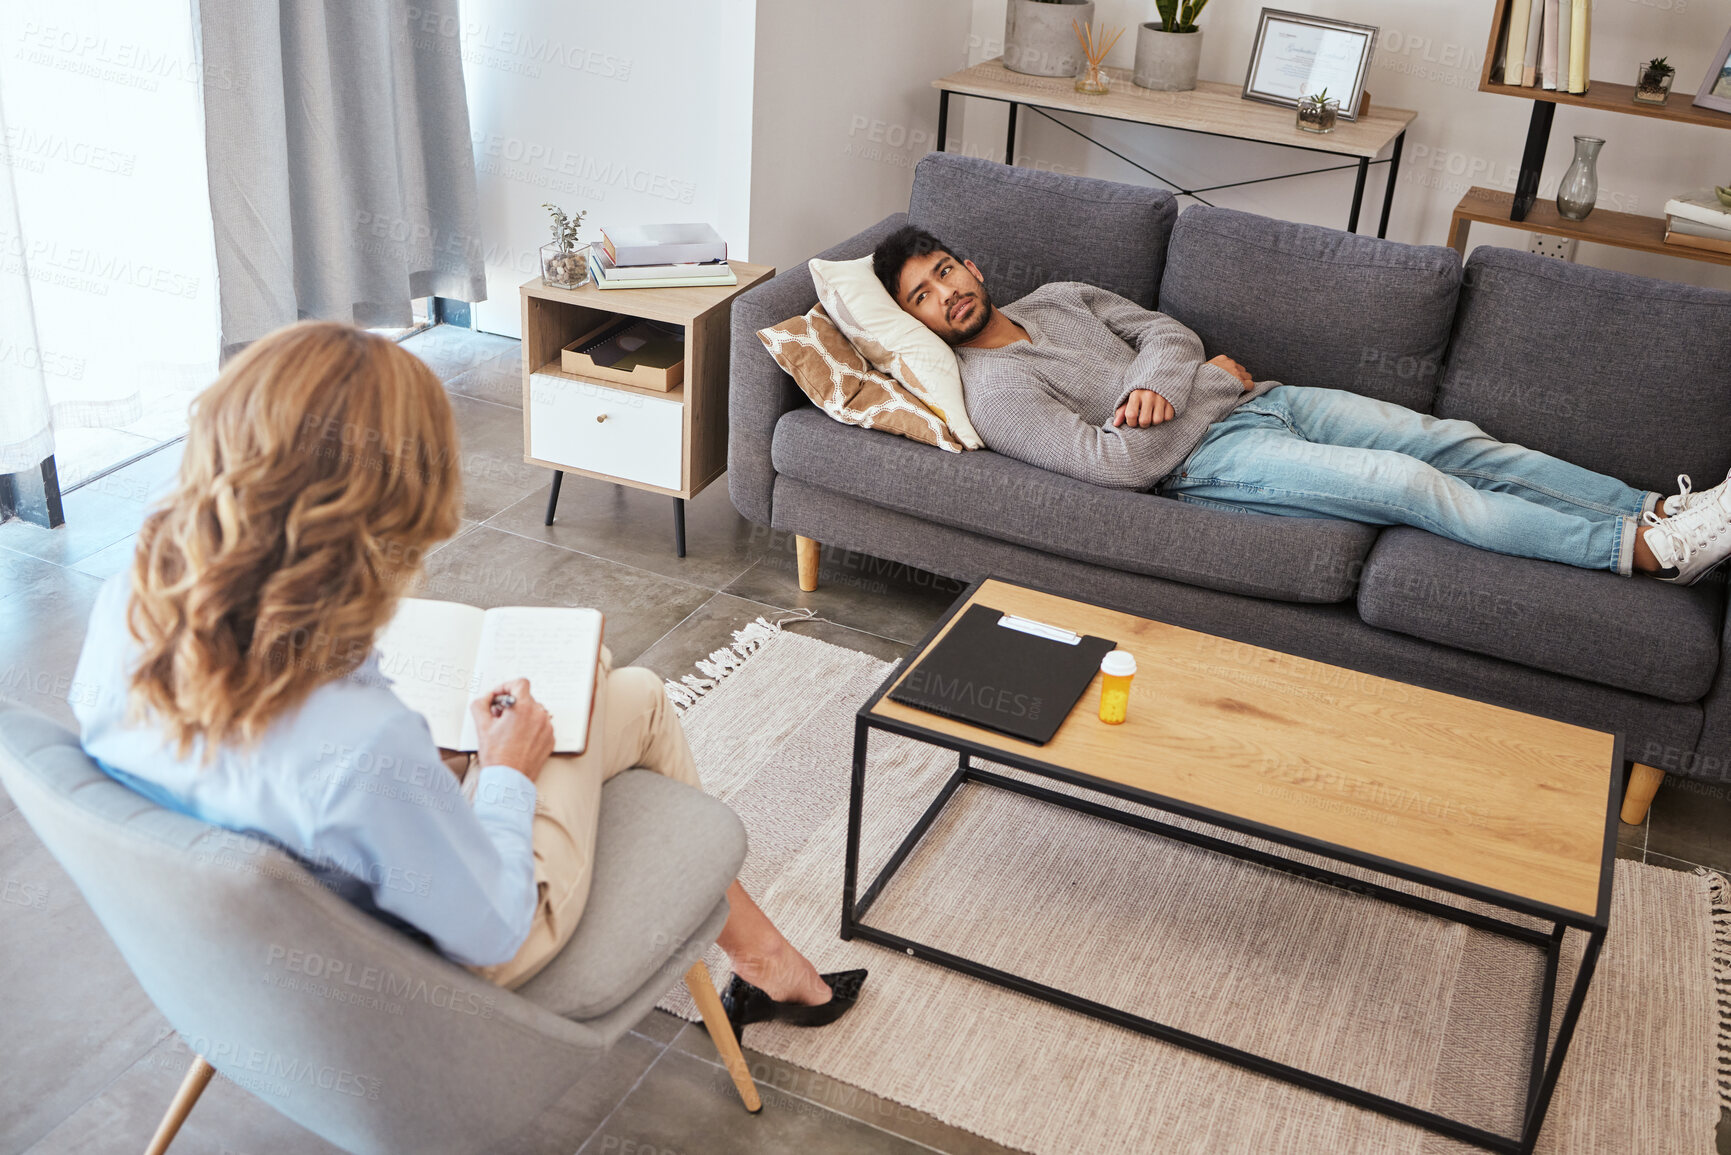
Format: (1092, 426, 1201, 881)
(1158, 386, 1657, 575)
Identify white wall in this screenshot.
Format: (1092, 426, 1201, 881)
(748, 0, 976, 273)
(956, 0, 1731, 290)
(459, 0, 757, 337)
(0, 0, 221, 484)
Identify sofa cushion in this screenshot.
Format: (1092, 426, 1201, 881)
(1434, 247, 1731, 496)
(907, 153, 1177, 308)
(771, 407, 1379, 603)
(1157, 206, 1462, 412)
(1358, 527, 1724, 702)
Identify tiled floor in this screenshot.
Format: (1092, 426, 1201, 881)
(1, 323, 1725, 1154)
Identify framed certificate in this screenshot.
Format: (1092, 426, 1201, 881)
(1694, 25, 1731, 115)
(1242, 9, 1378, 121)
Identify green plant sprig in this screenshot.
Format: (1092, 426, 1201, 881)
(1154, 0, 1209, 33)
(542, 203, 586, 254)
(1645, 56, 1674, 76)
(1302, 88, 1333, 108)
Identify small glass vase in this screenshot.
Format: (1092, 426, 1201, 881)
(541, 242, 590, 290)
(1296, 99, 1339, 134)
(1555, 136, 1603, 222)
(1632, 66, 1674, 106)
(1075, 62, 1111, 95)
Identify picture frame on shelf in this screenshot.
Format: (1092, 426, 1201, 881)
(1241, 8, 1378, 121)
(1694, 25, 1731, 114)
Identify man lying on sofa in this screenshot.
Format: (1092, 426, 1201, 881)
(872, 225, 1731, 587)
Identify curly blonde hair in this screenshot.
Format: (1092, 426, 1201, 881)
(127, 321, 462, 756)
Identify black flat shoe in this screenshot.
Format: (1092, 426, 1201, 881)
(720, 969, 867, 1045)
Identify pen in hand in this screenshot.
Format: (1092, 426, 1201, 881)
(489, 692, 516, 717)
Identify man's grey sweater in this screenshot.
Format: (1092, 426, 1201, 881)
(955, 282, 1274, 490)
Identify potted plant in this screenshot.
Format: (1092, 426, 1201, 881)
(540, 202, 589, 290)
(1004, 0, 1096, 78)
(1134, 0, 1210, 92)
(1296, 89, 1338, 134)
(1633, 56, 1675, 106)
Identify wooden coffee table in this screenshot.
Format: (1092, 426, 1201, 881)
(843, 577, 1620, 1155)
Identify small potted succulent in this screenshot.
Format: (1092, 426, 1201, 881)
(1633, 56, 1675, 106)
(540, 202, 589, 290)
(1296, 88, 1338, 134)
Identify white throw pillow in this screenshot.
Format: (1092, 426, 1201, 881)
(807, 255, 983, 450)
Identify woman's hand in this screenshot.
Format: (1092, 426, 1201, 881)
(1207, 354, 1255, 390)
(470, 679, 554, 782)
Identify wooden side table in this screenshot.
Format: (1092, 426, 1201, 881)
(519, 262, 774, 556)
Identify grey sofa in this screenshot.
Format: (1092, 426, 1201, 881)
(729, 153, 1731, 817)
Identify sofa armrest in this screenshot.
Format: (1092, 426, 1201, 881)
(1684, 581, 1731, 783)
(727, 212, 908, 526)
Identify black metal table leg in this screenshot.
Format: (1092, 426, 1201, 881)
(1005, 101, 1018, 164)
(543, 470, 563, 526)
(672, 497, 686, 558)
(0, 454, 65, 528)
(1511, 102, 1555, 221)
(1376, 130, 1405, 239)
(840, 716, 870, 940)
(1347, 155, 1370, 233)
(936, 89, 950, 153)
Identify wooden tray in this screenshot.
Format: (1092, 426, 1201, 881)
(560, 318, 685, 391)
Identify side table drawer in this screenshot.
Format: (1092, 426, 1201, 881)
(528, 372, 684, 491)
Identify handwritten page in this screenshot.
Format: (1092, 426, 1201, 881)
(462, 606, 605, 753)
(374, 599, 487, 749)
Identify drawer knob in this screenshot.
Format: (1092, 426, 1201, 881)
(595, 413, 608, 423)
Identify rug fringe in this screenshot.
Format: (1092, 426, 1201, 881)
(662, 608, 817, 714)
(1702, 867, 1731, 1111)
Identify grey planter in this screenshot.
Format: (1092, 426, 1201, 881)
(1133, 22, 1202, 92)
(1004, 0, 1095, 78)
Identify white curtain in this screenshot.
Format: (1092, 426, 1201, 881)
(0, 86, 52, 476)
(198, 0, 487, 349)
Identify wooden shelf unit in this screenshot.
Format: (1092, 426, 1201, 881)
(1463, 0, 1731, 270)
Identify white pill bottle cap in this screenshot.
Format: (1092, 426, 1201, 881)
(1101, 650, 1137, 677)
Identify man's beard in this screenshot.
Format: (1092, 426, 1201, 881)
(944, 290, 993, 346)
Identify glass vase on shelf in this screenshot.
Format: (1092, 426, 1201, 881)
(1075, 59, 1111, 94)
(1555, 136, 1603, 222)
(541, 241, 590, 290)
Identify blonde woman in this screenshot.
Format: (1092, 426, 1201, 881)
(70, 321, 862, 1036)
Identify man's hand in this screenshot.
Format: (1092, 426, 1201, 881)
(1207, 354, 1255, 391)
(471, 678, 555, 782)
(1112, 389, 1175, 428)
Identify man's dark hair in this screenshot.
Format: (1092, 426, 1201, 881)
(871, 226, 959, 300)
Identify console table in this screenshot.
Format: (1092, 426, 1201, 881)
(933, 59, 1417, 237)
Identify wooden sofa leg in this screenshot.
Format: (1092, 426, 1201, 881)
(1620, 763, 1665, 826)
(145, 1055, 215, 1155)
(795, 536, 820, 593)
(685, 961, 762, 1113)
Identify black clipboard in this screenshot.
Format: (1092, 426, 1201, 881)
(889, 604, 1116, 744)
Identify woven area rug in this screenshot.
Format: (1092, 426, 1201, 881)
(658, 624, 1728, 1154)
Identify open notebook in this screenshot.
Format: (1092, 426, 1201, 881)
(374, 598, 604, 754)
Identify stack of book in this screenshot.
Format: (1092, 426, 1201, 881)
(1492, 0, 1590, 94)
(1663, 192, 1731, 256)
(588, 223, 736, 290)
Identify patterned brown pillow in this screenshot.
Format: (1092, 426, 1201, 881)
(758, 305, 964, 453)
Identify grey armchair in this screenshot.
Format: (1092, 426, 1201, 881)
(0, 703, 758, 1154)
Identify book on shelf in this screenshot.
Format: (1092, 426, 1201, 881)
(1522, 0, 1544, 85)
(1504, 0, 1532, 85)
(1664, 227, 1731, 256)
(1539, 0, 1559, 90)
(374, 599, 604, 754)
(1555, 0, 1570, 90)
(586, 250, 737, 290)
(590, 246, 730, 282)
(1663, 191, 1731, 231)
(1665, 213, 1731, 241)
(1567, 0, 1589, 93)
(599, 223, 726, 267)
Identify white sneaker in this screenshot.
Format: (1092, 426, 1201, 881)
(1662, 469, 1731, 516)
(1644, 485, 1731, 585)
